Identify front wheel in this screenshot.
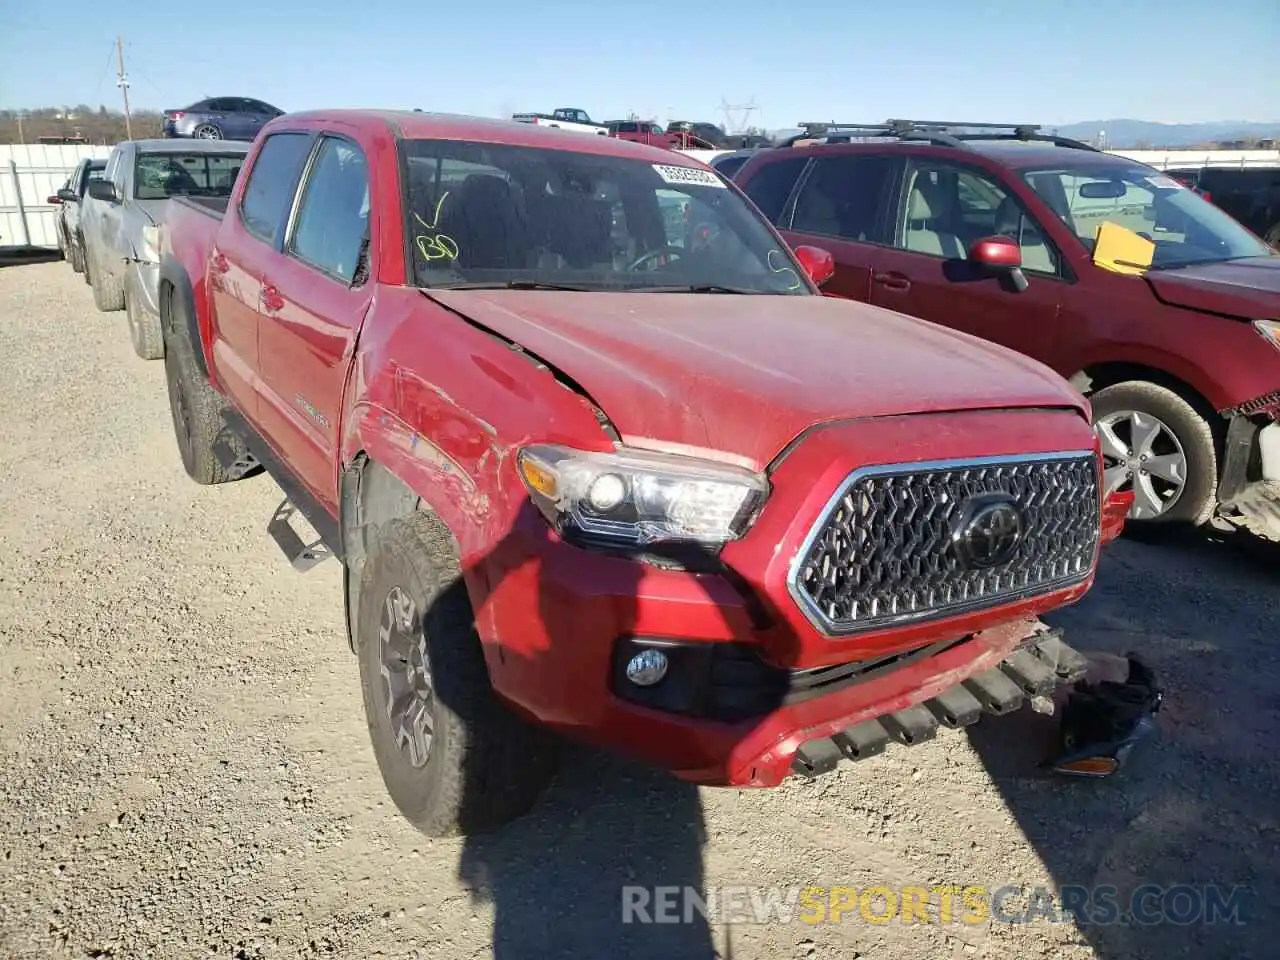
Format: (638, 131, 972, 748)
(356, 512, 560, 837)
(1091, 380, 1218, 527)
(125, 267, 164, 360)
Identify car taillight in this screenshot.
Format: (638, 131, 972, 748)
(168, 111, 184, 121)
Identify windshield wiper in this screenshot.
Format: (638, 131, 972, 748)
(627, 284, 774, 294)
(429, 280, 597, 291)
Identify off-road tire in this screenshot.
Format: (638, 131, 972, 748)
(1090, 380, 1218, 528)
(356, 512, 560, 837)
(89, 252, 125, 312)
(161, 300, 234, 485)
(69, 236, 85, 274)
(125, 267, 164, 360)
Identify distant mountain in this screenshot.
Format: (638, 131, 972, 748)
(761, 120, 1280, 150)
(1027, 120, 1280, 149)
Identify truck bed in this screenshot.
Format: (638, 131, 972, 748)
(172, 195, 231, 219)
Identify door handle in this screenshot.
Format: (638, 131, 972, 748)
(873, 272, 911, 292)
(260, 282, 284, 313)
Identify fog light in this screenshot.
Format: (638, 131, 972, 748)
(625, 648, 668, 686)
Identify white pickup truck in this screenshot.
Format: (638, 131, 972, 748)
(511, 107, 609, 136)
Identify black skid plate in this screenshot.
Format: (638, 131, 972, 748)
(791, 628, 1087, 778)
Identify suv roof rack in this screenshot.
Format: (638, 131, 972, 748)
(782, 119, 1100, 152)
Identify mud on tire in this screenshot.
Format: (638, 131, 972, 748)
(355, 512, 560, 837)
(89, 253, 125, 312)
(161, 292, 237, 485)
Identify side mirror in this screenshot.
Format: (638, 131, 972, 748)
(969, 235, 1029, 292)
(47, 194, 63, 205)
(87, 180, 117, 203)
(793, 244, 836, 287)
(56, 187, 78, 203)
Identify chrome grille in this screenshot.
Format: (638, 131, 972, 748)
(789, 452, 1100, 636)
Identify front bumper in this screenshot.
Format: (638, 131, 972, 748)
(477, 408, 1106, 786)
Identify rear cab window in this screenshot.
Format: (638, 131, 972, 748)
(134, 151, 246, 200)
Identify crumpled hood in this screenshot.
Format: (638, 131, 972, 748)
(1145, 256, 1280, 320)
(426, 289, 1089, 470)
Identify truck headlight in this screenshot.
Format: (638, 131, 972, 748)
(517, 443, 769, 549)
(1255, 319, 1280, 353)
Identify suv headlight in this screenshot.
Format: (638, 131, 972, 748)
(1255, 319, 1280, 353)
(516, 443, 769, 549)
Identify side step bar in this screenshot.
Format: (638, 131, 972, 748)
(792, 628, 1088, 778)
(214, 410, 344, 572)
(267, 499, 333, 572)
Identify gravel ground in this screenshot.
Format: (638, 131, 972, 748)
(1, 261, 1276, 960)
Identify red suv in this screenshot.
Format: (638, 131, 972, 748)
(733, 120, 1280, 541)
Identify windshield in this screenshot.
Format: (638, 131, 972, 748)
(134, 152, 244, 201)
(399, 138, 811, 294)
(1022, 162, 1274, 268)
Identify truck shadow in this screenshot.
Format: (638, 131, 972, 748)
(965, 531, 1278, 958)
(429, 516, 761, 960)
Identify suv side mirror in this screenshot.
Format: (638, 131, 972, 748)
(87, 180, 118, 203)
(56, 187, 78, 203)
(969, 235, 1029, 292)
(793, 244, 836, 287)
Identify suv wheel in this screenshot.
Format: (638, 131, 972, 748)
(355, 512, 560, 837)
(1090, 380, 1217, 527)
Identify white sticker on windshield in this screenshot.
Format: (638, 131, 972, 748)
(1146, 174, 1187, 191)
(652, 163, 726, 188)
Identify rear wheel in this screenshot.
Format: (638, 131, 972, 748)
(161, 294, 236, 485)
(1090, 380, 1218, 527)
(193, 124, 223, 140)
(89, 251, 125, 312)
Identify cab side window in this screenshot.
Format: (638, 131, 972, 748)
(738, 155, 809, 224)
(287, 136, 370, 283)
(895, 160, 1062, 276)
(238, 132, 315, 246)
(791, 154, 898, 244)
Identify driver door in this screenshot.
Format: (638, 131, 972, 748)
(867, 158, 1068, 368)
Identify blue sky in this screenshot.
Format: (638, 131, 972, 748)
(3, 0, 1277, 128)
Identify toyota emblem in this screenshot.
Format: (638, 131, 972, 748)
(952, 493, 1025, 569)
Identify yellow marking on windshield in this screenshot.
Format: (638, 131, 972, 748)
(412, 191, 459, 262)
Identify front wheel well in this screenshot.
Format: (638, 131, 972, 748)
(1073, 361, 1227, 466)
(339, 454, 463, 650)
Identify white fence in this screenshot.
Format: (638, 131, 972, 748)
(0, 144, 113, 249)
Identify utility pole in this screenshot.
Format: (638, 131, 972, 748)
(116, 34, 133, 139)
(16, 110, 24, 145)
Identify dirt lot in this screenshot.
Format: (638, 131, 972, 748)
(1, 261, 1276, 960)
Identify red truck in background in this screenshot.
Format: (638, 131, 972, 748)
(157, 109, 1130, 836)
(605, 119, 718, 151)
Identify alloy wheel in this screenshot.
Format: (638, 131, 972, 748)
(1096, 409, 1188, 519)
(378, 585, 435, 768)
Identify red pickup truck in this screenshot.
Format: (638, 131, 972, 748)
(157, 110, 1130, 836)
